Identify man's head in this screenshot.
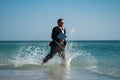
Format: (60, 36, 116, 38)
(57, 18, 64, 27)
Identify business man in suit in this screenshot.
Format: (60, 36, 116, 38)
(42, 18, 67, 65)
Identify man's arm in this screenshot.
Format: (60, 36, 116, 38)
(51, 27, 60, 42)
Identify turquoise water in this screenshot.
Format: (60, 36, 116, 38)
(0, 41, 120, 80)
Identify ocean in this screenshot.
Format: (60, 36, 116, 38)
(0, 41, 120, 80)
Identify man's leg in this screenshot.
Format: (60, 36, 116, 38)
(42, 46, 57, 64)
(58, 46, 66, 65)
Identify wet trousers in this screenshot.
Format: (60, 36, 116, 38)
(43, 45, 65, 63)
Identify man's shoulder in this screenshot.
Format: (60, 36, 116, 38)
(53, 26, 58, 29)
(53, 26, 59, 30)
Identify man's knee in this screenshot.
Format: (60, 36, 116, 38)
(43, 53, 54, 62)
(48, 53, 54, 59)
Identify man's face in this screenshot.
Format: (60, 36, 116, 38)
(58, 20, 64, 27)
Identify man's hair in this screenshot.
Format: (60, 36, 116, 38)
(57, 18, 64, 24)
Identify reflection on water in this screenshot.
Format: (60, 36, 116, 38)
(47, 65, 70, 80)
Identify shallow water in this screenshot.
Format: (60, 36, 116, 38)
(0, 66, 120, 80)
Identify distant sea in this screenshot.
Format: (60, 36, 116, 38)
(0, 40, 120, 80)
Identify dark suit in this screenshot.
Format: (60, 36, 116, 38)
(43, 26, 67, 63)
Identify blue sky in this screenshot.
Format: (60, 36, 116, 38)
(0, 0, 120, 40)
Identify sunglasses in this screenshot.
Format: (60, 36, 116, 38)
(59, 21, 64, 24)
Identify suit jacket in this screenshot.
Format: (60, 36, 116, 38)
(50, 26, 67, 46)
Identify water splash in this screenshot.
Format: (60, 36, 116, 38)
(11, 41, 98, 72)
(12, 46, 46, 66)
(65, 42, 98, 71)
(70, 29, 75, 38)
(66, 52, 82, 67)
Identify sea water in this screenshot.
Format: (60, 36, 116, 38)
(0, 41, 120, 80)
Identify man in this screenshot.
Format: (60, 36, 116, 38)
(42, 18, 67, 65)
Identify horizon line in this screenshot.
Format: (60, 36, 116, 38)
(0, 40, 120, 42)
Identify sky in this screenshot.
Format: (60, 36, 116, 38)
(0, 0, 120, 40)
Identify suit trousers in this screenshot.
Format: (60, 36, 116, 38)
(43, 45, 65, 63)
